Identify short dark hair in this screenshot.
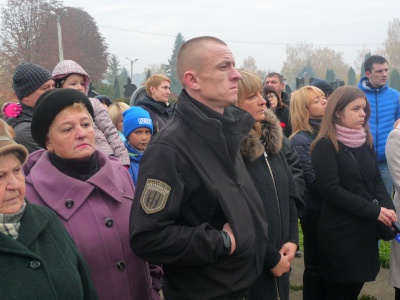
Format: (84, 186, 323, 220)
(265, 72, 284, 83)
(95, 95, 113, 107)
(364, 55, 388, 73)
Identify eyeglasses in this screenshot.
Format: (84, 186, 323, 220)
(266, 94, 277, 100)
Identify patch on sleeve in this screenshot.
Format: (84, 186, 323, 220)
(140, 179, 171, 214)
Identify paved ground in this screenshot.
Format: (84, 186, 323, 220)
(289, 253, 394, 299)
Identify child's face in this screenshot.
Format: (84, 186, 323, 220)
(128, 127, 151, 151)
(117, 116, 123, 132)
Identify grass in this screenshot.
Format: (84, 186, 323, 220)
(358, 294, 378, 300)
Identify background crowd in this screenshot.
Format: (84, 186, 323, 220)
(1, 36, 400, 300)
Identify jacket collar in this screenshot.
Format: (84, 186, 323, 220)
(0, 202, 49, 253)
(240, 109, 283, 161)
(359, 76, 388, 92)
(25, 150, 132, 221)
(175, 89, 255, 145)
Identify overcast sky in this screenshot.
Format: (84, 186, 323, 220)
(2, 0, 400, 85)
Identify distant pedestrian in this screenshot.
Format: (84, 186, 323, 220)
(136, 74, 174, 134)
(358, 55, 400, 195)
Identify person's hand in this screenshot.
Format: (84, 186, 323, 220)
(378, 207, 397, 227)
(223, 223, 236, 254)
(4, 103, 22, 118)
(270, 253, 290, 277)
(394, 118, 400, 129)
(279, 242, 297, 263)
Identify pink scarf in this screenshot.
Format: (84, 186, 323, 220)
(335, 124, 366, 148)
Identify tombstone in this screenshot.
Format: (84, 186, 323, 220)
(123, 77, 137, 98)
(296, 77, 305, 89)
(88, 82, 98, 98)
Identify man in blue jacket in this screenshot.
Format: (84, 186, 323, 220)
(358, 55, 400, 194)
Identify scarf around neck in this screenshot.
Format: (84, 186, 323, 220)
(335, 124, 366, 148)
(0, 201, 26, 240)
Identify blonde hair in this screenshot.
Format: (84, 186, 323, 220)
(289, 86, 325, 139)
(237, 69, 263, 104)
(145, 74, 170, 96)
(108, 102, 130, 127)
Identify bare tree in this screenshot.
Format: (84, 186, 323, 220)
(0, 0, 108, 99)
(384, 18, 400, 71)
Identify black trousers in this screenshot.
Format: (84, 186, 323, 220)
(322, 281, 364, 300)
(300, 209, 323, 300)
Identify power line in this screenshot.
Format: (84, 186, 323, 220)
(98, 25, 382, 47)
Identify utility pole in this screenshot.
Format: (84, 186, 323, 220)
(126, 57, 138, 82)
(50, 9, 68, 62)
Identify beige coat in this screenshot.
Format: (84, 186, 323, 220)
(386, 123, 400, 288)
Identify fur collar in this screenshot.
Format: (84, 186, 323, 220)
(240, 109, 283, 161)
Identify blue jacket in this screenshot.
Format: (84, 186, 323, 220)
(125, 140, 143, 186)
(358, 77, 400, 162)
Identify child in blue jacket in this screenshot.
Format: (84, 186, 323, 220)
(123, 106, 153, 186)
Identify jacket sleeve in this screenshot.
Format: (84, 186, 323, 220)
(282, 136, 305, 199)
(148, 263, 163, 299)
(291, 134, 318, 194)
(130, 142, 228, 266)
(311, 138, 380, 219)
(91, 98, 130, 166)
(387, 127, 400, 196)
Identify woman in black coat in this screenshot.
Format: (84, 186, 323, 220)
(311, 86, 397, 300)
(237, 69, 305, 300)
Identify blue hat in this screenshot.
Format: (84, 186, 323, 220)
(123, 107, 153, 139)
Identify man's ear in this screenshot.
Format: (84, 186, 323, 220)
(365, 71, 371, 78)
(183, 71, 200, 90)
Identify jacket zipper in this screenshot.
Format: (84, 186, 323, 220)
(263, 152, 282, 241)
(375, 91, 379, 157)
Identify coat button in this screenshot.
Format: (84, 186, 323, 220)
(116, 261, 125, 271)
(104, 218, 114, 227)
(65, 199, 74, 209)
(29, 260, 41, 269)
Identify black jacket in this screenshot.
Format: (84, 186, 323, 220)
(241, 110, 305, 300)
(136, 95, 174, 134)
(291, 119, 322, 211)
(312, 137, 395, 283)
(130, 90, 269, 300)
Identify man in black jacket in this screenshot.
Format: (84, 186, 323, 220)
(7, 63, 54, 153)
(130, 36, 269, 300)
(265, 72, 290, 106)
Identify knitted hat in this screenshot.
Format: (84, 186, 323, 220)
(0, 119, 28, 164)
(31, 89, 95, 149)
(12, 63, 53, 100)
(311, 79, 334, 95)
(123, 106, 153, 139)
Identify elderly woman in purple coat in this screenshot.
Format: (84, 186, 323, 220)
(22, 89, 162, 300)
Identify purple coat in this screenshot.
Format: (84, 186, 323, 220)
(23, 149, 162, 300)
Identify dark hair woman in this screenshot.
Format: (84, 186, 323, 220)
(311, 86, 396, 299)
(262, 84, 292, 137)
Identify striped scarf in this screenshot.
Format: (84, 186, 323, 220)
(0, 201, 26, 240)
